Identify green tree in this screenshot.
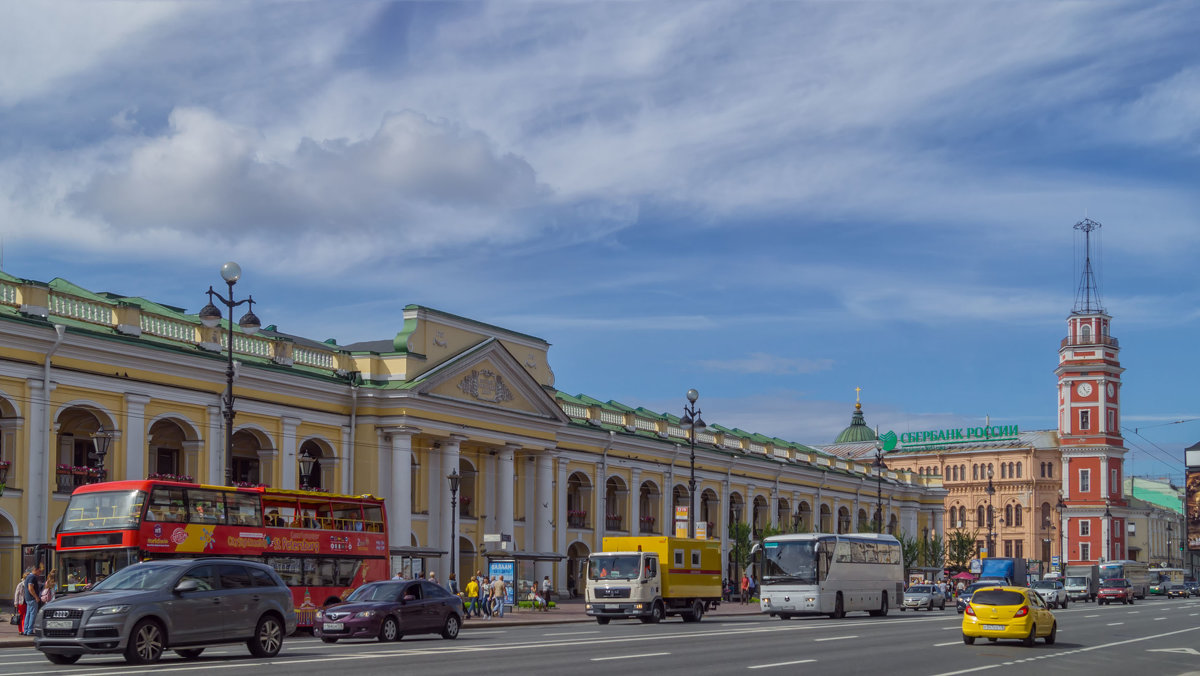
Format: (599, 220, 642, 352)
(945, 528, 978, 573)
(729, 521, 753, 574)
(899, 531, 921, 572)
(924, 533, 945, 570)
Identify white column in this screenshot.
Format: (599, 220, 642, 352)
(339, 425, 352, 495)
(555, 455, 569, 594)
(523, 457, 536, 552)
(388, 429, 417, 553)
(280, 416, 300, 490)
(770, 488, 780, 529)
(26, 379, 49, 541)
(630, 468, 642, 535)
(182, 440, 203, 482)
(207, 405, 222, 484)
(497, 445, 516, 543)
(123, 393, 150, 480)
(441, 435, 464, 580)
(932, 508, 945, 538)
(595, 460, 606, 551)
(427, 445, 443, 562)
(484, 451, 497, 533)
(535, 451, 554, 581)
(376, 429, 392, 504)
(721, 476, 730, 571)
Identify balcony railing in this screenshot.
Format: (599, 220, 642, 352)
(568, 513, 588, 529)
(1061, 335, 1118, 348)
(606, 515, 623, 530)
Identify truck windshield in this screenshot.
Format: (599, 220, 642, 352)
(589, 555, 642, 580)
(1064, 577, 1087, 586)
(760, 540, 819, 585)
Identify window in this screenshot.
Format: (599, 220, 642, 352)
(1047, 463, 1053, 479)
(1080, 520, 1090, 536)
(145, 485, 188, 523)
(1005, 505, 1013, 526)
(1079, 468, 1091, 493)
(977, 506, 985, 526)
(225, 492, 262, 527)
(187, 489, 227, 524)
(1108, 410, 1116, 430)
(1111, 468, 1118, 494)
(1015, 540, 1023, 558)
(218, 564, 252, 589)
(180, 565, 216, 591)
(1016, 462, 1022, 478)
(249, 568, 278, 588)
(1079, 409, 1091, 431)
(1080, 543, 1091, 561)
(1014, 506, 1022, 527)
(973, 465, 979, 480)
(1000, 464, 1007, 479)
(1004, 540, 1013, 557)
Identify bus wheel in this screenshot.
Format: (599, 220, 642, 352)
(829, 593, 845, 619)
(778, 613, 792, 620)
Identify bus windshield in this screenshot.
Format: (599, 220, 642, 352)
(61, 490, 146, 532)
(760, 540, 822, 585)
(588, 555, 642, 580)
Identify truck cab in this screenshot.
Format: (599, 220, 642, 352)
(585, 536, 721, 625)
(586, 551, 664, 624)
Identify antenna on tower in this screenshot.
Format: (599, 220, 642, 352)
(1072, 217, 1104, 315)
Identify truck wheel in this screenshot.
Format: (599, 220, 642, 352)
(649, 602, 664, 623)
(597, 617, 611, 625)
(681, 600, 704, 623)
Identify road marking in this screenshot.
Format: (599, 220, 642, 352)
(543, 630, 599, 636)
(1128, 611, 1139, 614)
(748, 659, 817, 669)
(591, 652, 670, 661)
(1154, 617, 1167, 621)
(1085, 614, 1099, 618)
(814, 635, 857, 642)
(1148, 648, 1200, 655)
(1191, 613, 1199, 617)
(1107, 622, 1124, 626)
(934, 641, 961, 646)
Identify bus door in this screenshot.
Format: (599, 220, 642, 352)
(22, 543, 53, 574)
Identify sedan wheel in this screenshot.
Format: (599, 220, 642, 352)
(247, 615, 284, 658)
(125, 620, 165, 665)
(379, 617, 400, 643)
(441, 614, 461, 640)
(962, 634, 976, 645)
(175, 649, 204, 660)
(1045, 622, 1057, 645)
(1022, 623, 1037, 647)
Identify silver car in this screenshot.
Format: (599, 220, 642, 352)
(901, 584, 946, 611)
(34, 558, 297, 665)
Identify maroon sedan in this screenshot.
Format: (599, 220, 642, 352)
(314, 580, 464, 643)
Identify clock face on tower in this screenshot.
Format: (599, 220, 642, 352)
(1076, 383, 1093, 397)
(1107, 383, 1115, 397)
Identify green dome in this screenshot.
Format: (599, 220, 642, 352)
(834, 403, 878, 444)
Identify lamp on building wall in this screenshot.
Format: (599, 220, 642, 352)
(448, 469, 461, 580)
(89, 427, 115, 483)
(872, 438, 890, 533)
(199, 262, 261, 486)
(679, 389, 705, 539)
(985, 465, 996, 556)
(298, 449, 315, 491)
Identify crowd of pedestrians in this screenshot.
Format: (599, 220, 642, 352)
(10, 562, 51, 636)
(389, 567, 556, 620)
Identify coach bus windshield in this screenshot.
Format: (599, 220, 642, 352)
(760, 539, 832, 585)
(60, 490, 146, 532)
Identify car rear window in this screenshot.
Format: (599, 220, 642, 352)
(971, 590, 1026, 606)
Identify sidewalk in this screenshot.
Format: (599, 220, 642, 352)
(0, 598, 763, 649)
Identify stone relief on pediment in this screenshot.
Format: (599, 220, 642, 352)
(458, 369, 514, 403)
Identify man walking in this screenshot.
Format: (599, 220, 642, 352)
(23, 562, 44, 636)
(491, 575, 506, 618)
(541, 575, 553, 611)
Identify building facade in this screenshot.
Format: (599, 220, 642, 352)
(0, 272, 946, 593)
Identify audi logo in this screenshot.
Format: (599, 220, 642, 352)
(54, 611, 69, 618)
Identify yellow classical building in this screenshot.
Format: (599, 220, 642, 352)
(0, 272, 946, 593)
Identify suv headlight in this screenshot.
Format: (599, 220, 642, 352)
(93, 605, 132, 616)
(353, 610, 376, 619)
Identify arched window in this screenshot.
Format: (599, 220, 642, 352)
(961, 465, 966, 481)
(977, 505, 985, 526)
(1000, 464, 1006, 479)
(1005, 504, 1013, 526)
(1014, 506, 1022, 527)
(1016, 462, 1022, 478)
(988, 463, 994, 478)
(1047, 463, 1053, 478)
(973, 465, 979, 480)
(960, 506, 967, 526)
(1081, 324, 1092, 344)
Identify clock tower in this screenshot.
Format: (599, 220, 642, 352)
(1057, 218, 1127, 565)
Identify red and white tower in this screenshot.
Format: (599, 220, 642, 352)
(1057, 218, 1127, 564)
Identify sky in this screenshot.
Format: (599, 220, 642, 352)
(1, 1, 1198, 480)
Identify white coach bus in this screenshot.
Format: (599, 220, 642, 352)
(755, 532, 905, 619)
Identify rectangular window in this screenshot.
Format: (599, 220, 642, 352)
(1080, 520, 1090, 536)
(1107, 410, 1116, 430)
(691, 550, 701, 568)
(1004, 540, 1013, 557)
(674, 549, 684, 567)
(1079, 409, 1091, 431)
(1015, 540, 1024, 558)
(1080, 543, 1091, 561)
(1079, 468, 1091, 493)
(1111, 468, 1118, 494)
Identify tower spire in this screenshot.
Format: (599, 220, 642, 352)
(1072, 217, 1104, 315)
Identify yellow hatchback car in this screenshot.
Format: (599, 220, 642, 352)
(962, 586, 1057, 646)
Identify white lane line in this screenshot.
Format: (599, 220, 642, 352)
(1154, 617, 1167, 621)
(934, 641, 962, 646)
(543, 630, 600, 636)
(591, 652, 670, 662)
(1191, 613, 1199, 617)
(1085, 614, 1100, 618)
(943, 626, 957, 630)
(1128, 611, 1140, 614)
(749, 659, 817, 670)
(813, 635, 857, 642)
(1108, 622, 1124, 626)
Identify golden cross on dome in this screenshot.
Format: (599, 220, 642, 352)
(854, 386, 862, 404)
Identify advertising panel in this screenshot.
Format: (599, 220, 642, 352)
(488, 559, 516, 607)
(1187, 470, 1200, 550)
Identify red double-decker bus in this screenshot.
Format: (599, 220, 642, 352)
(54, 480, 390, 627)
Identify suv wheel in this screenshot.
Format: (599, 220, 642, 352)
(45, 653, 81, 665)
(247, 614, 284, 658)
(125, 619, 166, 665)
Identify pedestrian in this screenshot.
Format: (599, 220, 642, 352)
(541, 575, 553, 611)
(465, 575, 480, 618)
(748, 574, 757, 601)
(41, 569, 57, 606)
(392, 569, 405, 580)
(740, 573, 749, 604)
(480, 577, 492, 619)
(491, 575, 506, 618)
(12, 566, 30, 633)
(428, 571, 439, 586)
(23, 562, 44, 636)
(448, 572, 459, 596)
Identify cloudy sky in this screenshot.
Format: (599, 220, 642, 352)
(2, 2, 1197, 478)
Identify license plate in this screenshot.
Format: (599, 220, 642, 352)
(322, 622, 344, 631)
(605, 604, 620, 609)
(46, 620, 73, 629)
(982, 624, 1005, 631)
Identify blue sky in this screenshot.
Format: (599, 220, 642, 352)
(2, 2, 1197, 479)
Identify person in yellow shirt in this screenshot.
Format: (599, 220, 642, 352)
(465, 576, 481, 618)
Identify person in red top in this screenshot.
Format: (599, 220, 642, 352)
(740, 574, 750, 604)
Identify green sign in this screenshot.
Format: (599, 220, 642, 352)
(885, 425, 1020, 450)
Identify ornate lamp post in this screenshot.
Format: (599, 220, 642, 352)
(1055, 494, 1067, 566)
(679, 389, 706, 539)
(448, 469, 461, 581)
(89, 427, 115, 484)
(985, 466, 996, 557)
(298, 449, 315, 491)
(199, 262, 261, 486)
(1166, 522, 1174, 568)
(872, 438, 890, 533)
(731, 503, 743, 587)
(1103, 499, 1113, 563)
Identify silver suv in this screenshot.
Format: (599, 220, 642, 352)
(34, 558, 297, 665)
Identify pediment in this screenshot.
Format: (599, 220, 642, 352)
(410, 339, 567, 421)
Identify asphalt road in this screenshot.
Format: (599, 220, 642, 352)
(4, 597, 1200, 675)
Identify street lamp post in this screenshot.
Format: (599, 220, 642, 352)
(199, 262, 261, 487)
(731, 503, 743, 589)
(679, 389, 706, 539)
(1103, 499, 1113, 563)
(872, 438, 890, 533)
(448, 469, 461, 582)
(89, 427, 114, 484)
(1055, 495, 1067, 566)
(1166, 522, 1173, 568)
(985, 466, 996, 557)
(298, 449, 315, 491)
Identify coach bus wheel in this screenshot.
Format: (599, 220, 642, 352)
(830, 593, 845, 619)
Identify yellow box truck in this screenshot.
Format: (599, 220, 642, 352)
(585, 536, 722, 624)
